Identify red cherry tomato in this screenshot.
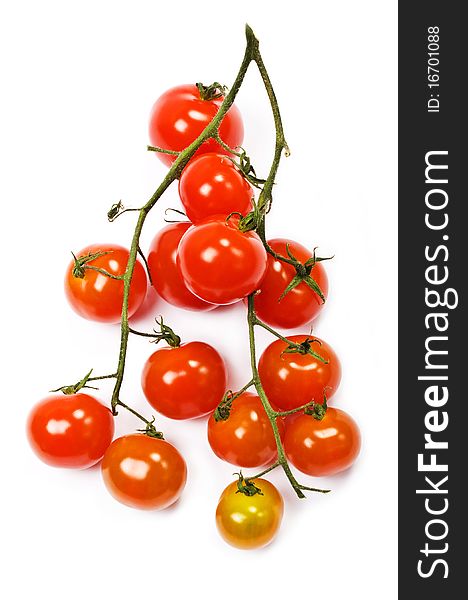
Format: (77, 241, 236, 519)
(64, 244, 147, 324)
(141, 341, 227, 420)
(147, 223, 215, 311)
(177, 216, 268, 305)
(178, 153, 253, 224)
(253, 238, 328, 329)
(208, 392, 284, 468)
(149, 84, 244, 167)
(258, 335, 341, 411)
(284, 408, 361, 476)
(27, 393, 115, 469)
(101, 434, 187, 510)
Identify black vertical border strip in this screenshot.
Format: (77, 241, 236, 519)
(399, 3, 465, 596)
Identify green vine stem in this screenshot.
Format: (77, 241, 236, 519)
(246, 295, 329, 498)
(109, 24, 262, 415)
(102, 24, 328, 497)
(50, 369, 160, 434)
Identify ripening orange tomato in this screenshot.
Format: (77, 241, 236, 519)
(207, 393, 284, 468)
(216, 479, 284, 549)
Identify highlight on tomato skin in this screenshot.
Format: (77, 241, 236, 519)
(207, 392, 284, 468)
(148, 84, 244, 167)
(215, 478, 284, 550)
(178, 153, 253, 224)
(147, 222, 216, 312)
(258, 334, 342, 411)
(176, 215, 268, 305)
(26, 393, 115, 469)
(141, 341, 228, 420)
(252, 238, 329, 329)
(101, 434, 187, 510)
(64, 243, 148, 324)
(284, 408, 361, 477)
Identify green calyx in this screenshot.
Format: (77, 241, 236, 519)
(279, 245, 333, 303)
(304, 394, 328, 420)
(235, 473, 264, 497)
(226, 194, 265, 233)
(231, 148, 266, 190)
(196, 81, 228, 101)
(214, 390, 234, 422)
(282, 336, 328, 364)
(71, 250, 112, 279)
(107, 200, 124, 222)
(137, 418, 164, 440)
(150, 317, 181, 348)
(50, 368, 97, 395)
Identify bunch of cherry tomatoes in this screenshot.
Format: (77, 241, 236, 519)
(27, 81, 360, 550)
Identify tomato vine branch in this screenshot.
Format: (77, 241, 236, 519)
(253, 314, 327, 363)
(147, 145, 180, 156)
(246, 295, 329, 498)
(106, 24, 329, 498)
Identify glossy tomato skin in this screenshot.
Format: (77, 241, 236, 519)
(178, 153, 253, 224)
(284, 408, 361, 476)
(149, 84, 244, 167)
(177, 215, 268, 305)
(208, 392, 284, 468)
(258, 335, 341, 411)
(101, 434, 187, 510)
(216, 479, 284, 550)
(141, 341, 227, 420)
(27, 393, 115, 469)
(147, 223, 215, 311)
(64, 244, 147, 323)
(253, 238, 328, 329)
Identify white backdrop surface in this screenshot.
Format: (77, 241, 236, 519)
(0, 1, 397, 598)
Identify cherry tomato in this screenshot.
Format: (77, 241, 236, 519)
(284, 408, 361, 476)
(147, 223, 215, 311)
(177, 216, 268, 305)
(258, 335, 341, 411)
(207, 392, 284, 468)
(141, 341, 227, 420)
(253, 238, 328, 329)
(149, 84, 244, 167)
(178, 153, 253, 224)
(27, 393, 114, 469)
(64, 243, 147, 324)
(216, 479, 284, 549)
(101, 434, 187, 510)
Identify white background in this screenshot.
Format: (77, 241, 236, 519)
(0, 1, 397, 598)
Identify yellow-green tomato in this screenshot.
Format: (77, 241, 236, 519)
(215, 479, 284, 549)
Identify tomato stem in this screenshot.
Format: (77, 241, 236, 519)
(128, 317, 181, 348)
(137, 245, 153, 286)
(246, 295, 329, 498)
(107, 201, 142, 223)
(82, 265, 125, 280)
(105, 25, 330, 496)
(246, 461, 280, 481)
(214, 379, 255, 421)
(147, 145, 180, 156)
(212, 133, 243, 157)
(253, 316, 327, 362)
(109, 26, 259, 413)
